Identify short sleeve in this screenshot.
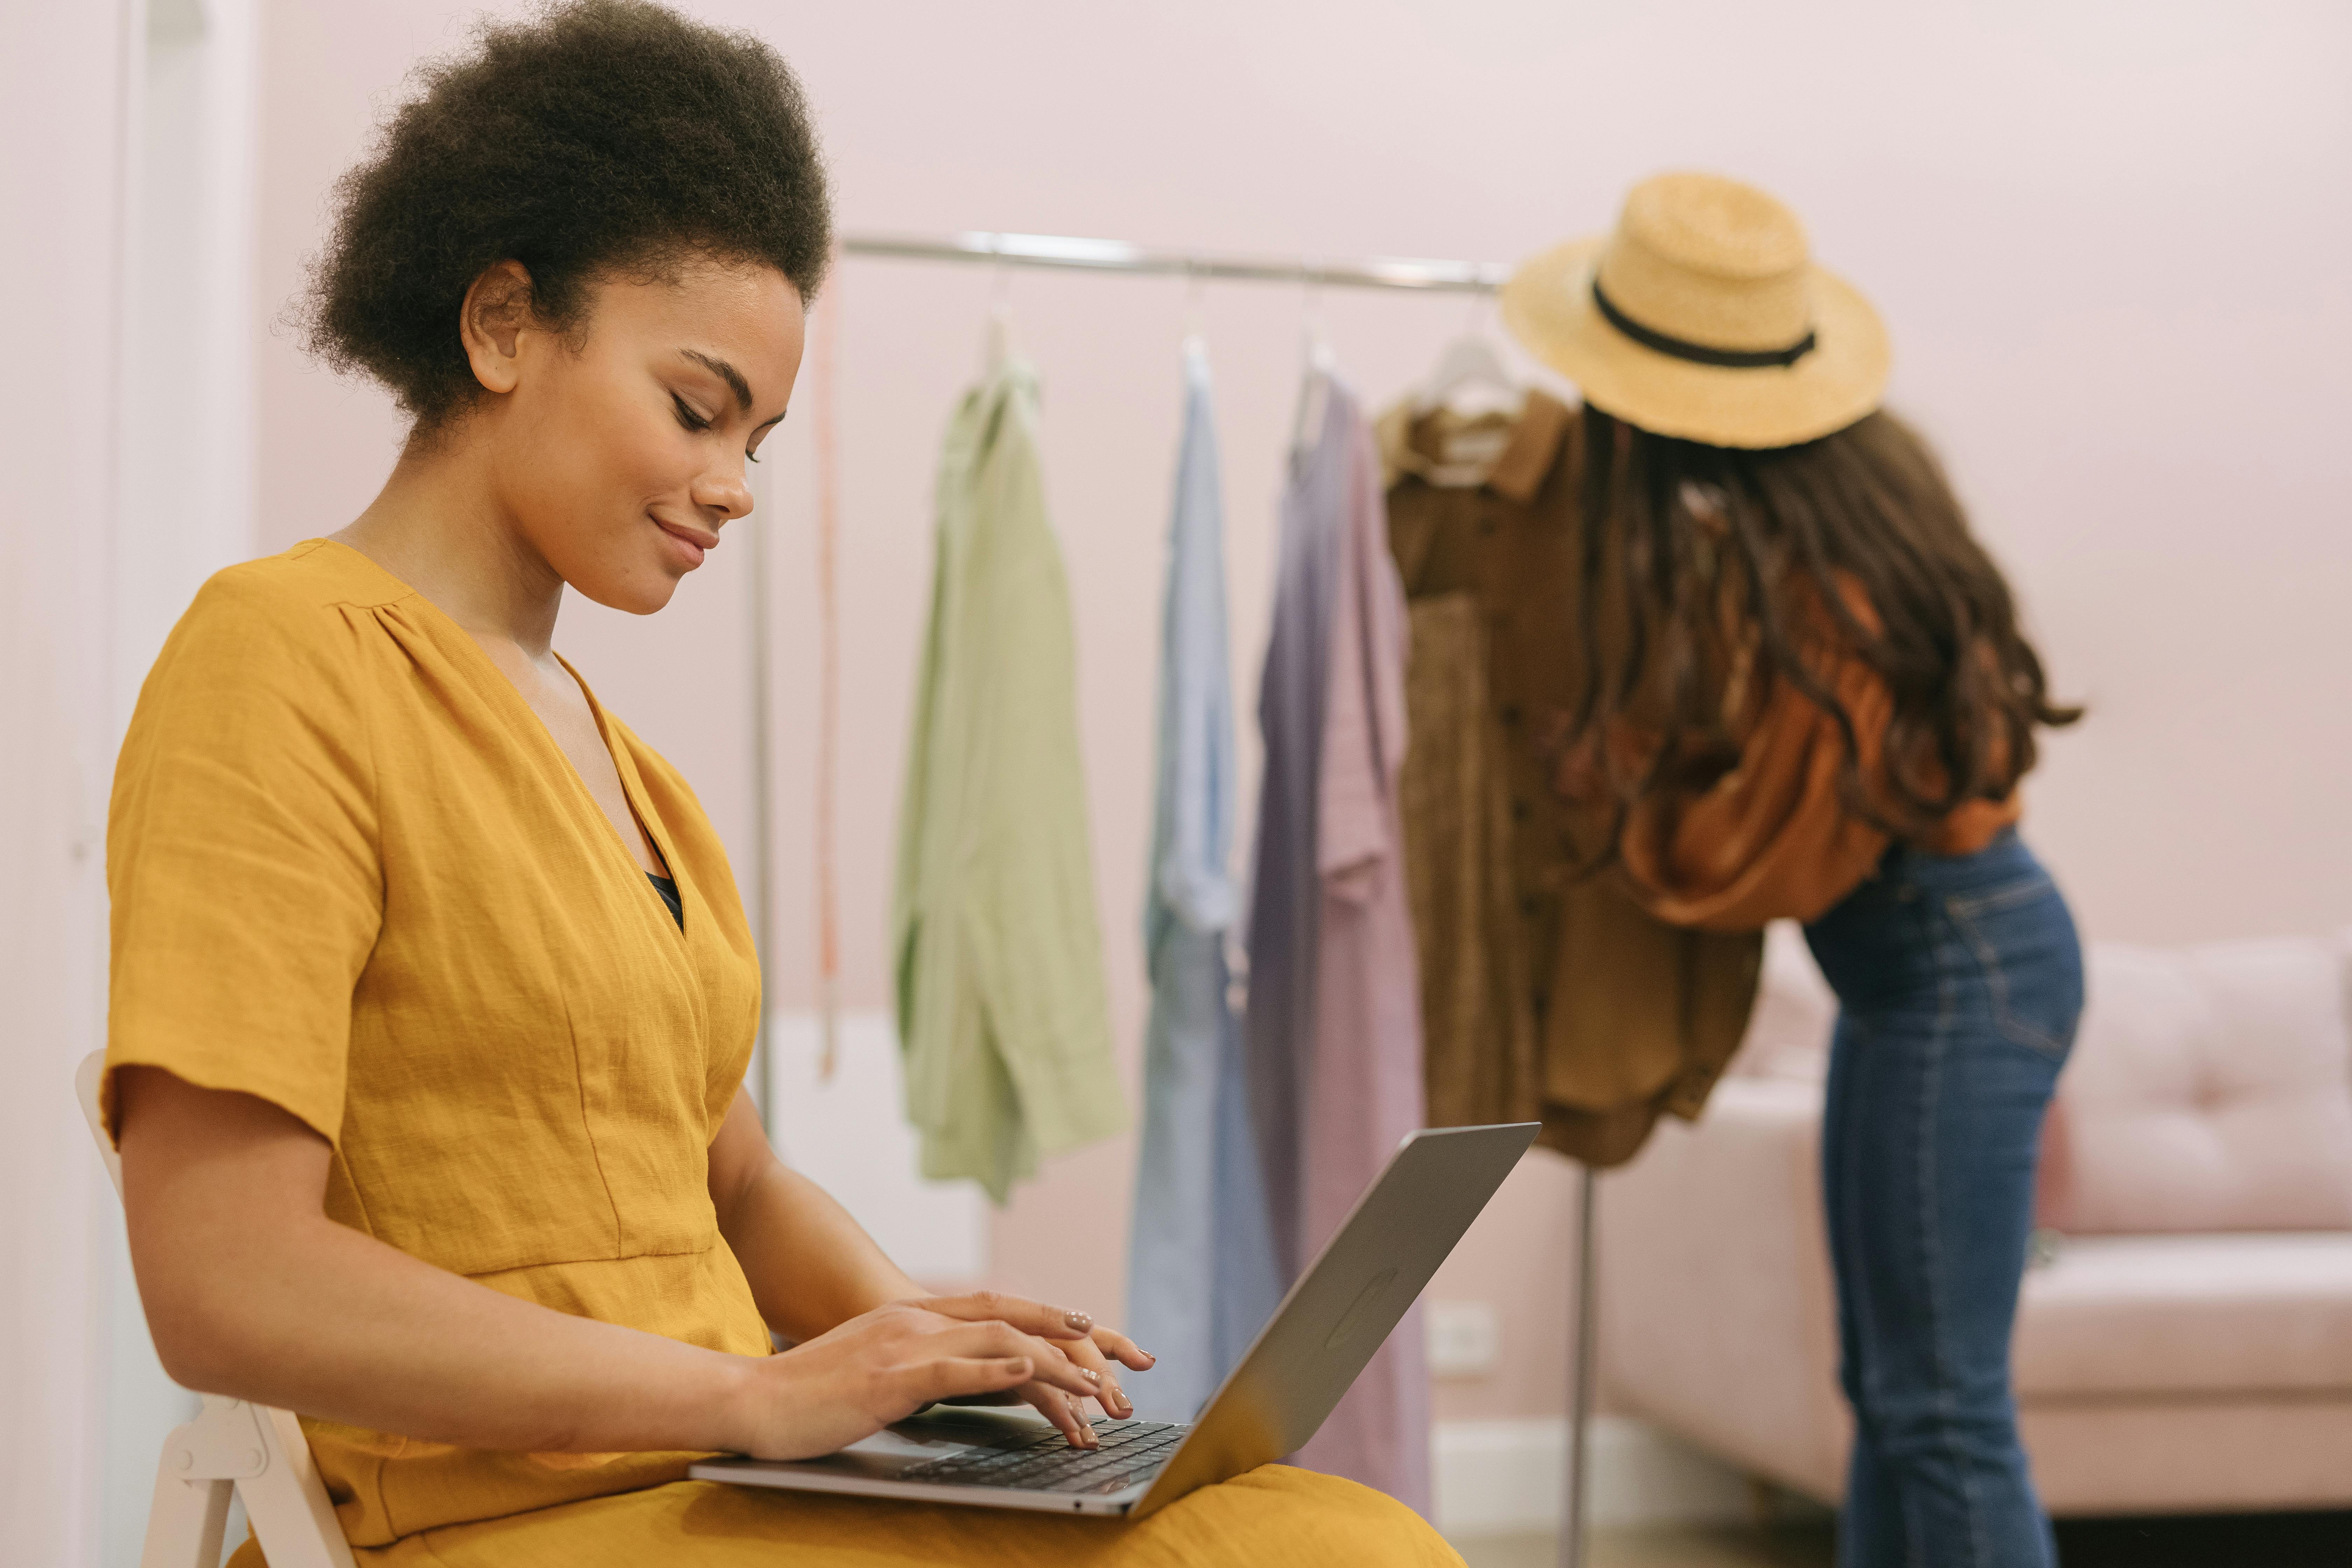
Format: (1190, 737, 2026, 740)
(1610, 574, 1894, 932)
(103, 568, 383, 1146)
(1317, 414, 1411, 900)
(1615, 650, 1892, 931)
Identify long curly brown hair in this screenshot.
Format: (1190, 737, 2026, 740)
(1563, 404, 2080, 858)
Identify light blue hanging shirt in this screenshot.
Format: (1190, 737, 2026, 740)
(1124, 343, 1282, 1420)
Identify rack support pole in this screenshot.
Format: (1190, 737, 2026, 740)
(1561, 1163, 1598, 1568)
(746, 437, 774, 1131)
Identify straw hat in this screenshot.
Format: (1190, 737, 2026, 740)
(1500, 172, 1889, 449)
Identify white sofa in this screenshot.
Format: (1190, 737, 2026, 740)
(1597, 925, 2352, 1516)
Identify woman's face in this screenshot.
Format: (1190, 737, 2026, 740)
(476, 257, 806, 614)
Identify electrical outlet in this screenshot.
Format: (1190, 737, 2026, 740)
(1426, 1299, 1500, 1379)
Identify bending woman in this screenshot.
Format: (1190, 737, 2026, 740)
(104, 4, 1457, 1563)
(1508, 173, 2084, 1568)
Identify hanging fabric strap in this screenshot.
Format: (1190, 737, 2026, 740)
(814, 257, 845, 1080)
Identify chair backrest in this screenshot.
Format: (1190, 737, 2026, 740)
(2042, 936, 2352, 1234)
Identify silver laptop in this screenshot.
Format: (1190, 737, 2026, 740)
(691, 1120, 1539, 1518)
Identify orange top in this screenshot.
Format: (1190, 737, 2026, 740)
(1591, 574, 2018, 932)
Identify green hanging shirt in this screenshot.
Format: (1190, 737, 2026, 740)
(891, 358, 1126, 1202)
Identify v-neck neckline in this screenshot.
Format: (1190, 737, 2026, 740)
(315, 539, 689, 940)
(556, 652, 687, 932)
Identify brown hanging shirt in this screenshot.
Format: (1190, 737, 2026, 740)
(1382, 394, 1762, 1169)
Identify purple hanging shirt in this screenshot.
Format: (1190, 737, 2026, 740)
(1246, 372, 1432, 1514)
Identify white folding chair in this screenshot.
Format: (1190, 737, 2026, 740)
(76, 1052, 358, 1568)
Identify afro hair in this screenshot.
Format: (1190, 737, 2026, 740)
(304, 0, 830, 430)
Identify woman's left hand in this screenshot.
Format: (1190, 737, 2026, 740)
(910, 1291, 1156, 1448)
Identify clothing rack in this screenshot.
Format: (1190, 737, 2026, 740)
(757, 229, 1595, 1568)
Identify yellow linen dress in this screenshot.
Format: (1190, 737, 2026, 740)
(104, 541, 1459, 1567)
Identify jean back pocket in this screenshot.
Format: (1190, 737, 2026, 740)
(1944, 875, 2084, 1059)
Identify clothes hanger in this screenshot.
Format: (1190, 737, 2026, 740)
(1291, 260, 1336, 451)
(981, 304, 1015, 379)
(1180, 260, 1208, 363)
(1409, 291, 1525, 419)
(980, 236, 1016, 380)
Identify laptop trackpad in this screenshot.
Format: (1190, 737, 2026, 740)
(822, 1404, 1057, 1477)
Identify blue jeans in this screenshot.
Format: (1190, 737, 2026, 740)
(1804, 830, 2083, 1568)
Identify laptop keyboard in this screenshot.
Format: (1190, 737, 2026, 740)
(898, 1419, 1188, 1495)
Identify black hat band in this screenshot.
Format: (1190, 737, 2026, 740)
(1592, 278, 1817, 369)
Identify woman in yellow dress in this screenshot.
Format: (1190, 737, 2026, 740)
(103, 3, 1460, 1562)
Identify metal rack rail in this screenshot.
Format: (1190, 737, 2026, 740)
(840, 229, 1507, 294)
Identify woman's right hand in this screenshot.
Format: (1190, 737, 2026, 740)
(724, 1292, 1108, 1461)
(117, 1072, 1124, 1466)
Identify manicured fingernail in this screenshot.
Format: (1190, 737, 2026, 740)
(1081, 1368, 1100, 1384)
(1064, 1309, 1094, 1332)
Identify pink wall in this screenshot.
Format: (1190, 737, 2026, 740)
(1, 4, 132, 1557)
(251, 0, 2352, 1423)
